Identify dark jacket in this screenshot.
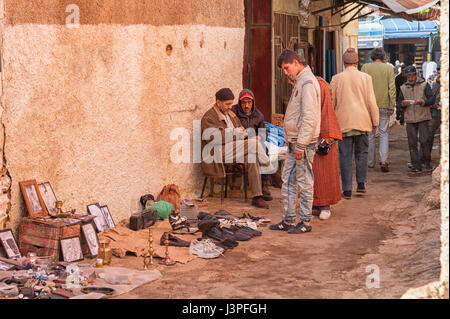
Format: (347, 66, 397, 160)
(397, 77, 435, 124)
(395, 74, 407, 124)
(200, 104, 242, 178)
(231, 89, 266, 138)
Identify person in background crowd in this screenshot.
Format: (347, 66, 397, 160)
(311, 76, 342, 220)
(397, 66, 435, 173)
(418, 67, 441, 166)
(385, 55, 394, 68)
(362, 48, 396, 172)
(331, 48, 379, 199)
(395, 63, 407, 125)
(231, 89, 273, 201)
(269, 49, 321, 234)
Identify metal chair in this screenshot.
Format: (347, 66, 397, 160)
(200, 164, 248, 204)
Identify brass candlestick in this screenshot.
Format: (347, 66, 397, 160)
(55, 201, 63, 216)
(160, 232, 176, 266)
(143, 227, 154, 270)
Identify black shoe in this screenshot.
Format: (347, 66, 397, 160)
(197, 211, 215, 220)
(269, 220, 294, 231)
(206, 226, 236, 242)
(287, 222, 312, 234)
(214, 238, 239, 250)
(424, 164, 433, 172)
(408, 167, 422, 173)
(198, 218, 219, 236)
(241, 226, 262, 236)
(160, 232, 190, 247)
(223, 228, 252, 241)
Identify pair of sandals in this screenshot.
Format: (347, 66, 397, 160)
(169, 214, 199, 234)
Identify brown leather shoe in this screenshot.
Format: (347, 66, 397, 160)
(252, 196, 269, 209)
(380, 162, 389, 172)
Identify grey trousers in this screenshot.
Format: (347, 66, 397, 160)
(338, 134, 369, 192)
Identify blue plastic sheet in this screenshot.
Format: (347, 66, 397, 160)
(264, 122, 286, 147)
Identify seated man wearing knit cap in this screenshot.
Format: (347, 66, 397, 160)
(201, 88, 271, 208)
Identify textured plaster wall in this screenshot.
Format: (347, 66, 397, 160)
(1, 23, 245, 230)
(5, 0, 244, 28)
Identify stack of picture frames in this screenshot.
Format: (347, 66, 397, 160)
(16, 179, 107, 263)
(0, 229, 22, 271)
(86, 203, 115, 233)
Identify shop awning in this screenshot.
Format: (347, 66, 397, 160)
(381, 0, 439, 14)
(380, 17, 439, 39)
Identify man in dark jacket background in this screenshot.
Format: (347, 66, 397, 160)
(397, 65, 435, 173)
(232, 89, 272, 201)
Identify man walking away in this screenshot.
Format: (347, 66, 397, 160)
(362, 48, 396, 172)
(269, 49, 321, 234)
(331, 48, 379, 199)
(397, 66, 435, 173)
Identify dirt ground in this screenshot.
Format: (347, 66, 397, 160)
(111, 124, 441, 299)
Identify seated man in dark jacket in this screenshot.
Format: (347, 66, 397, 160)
(397, 66, 435, 173)
(231, 89, 272, 201)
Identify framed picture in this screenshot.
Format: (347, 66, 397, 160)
(81, 223, 100, 257)
(0, 260, 15, 271)
(0, 229, 22, 259)
(38, 182, 58, 216)
(87, 203, 109, 233)
(101, 205, 115, 229)
(19, 180, 48, 217)
(60, 236, 84, 263)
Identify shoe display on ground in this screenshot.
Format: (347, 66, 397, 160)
(287, 221, 312, 234)
(252, 196, 269, 209)
(160, 232, 191, 247)
(319, 210, 331, 220)
(269, 220, 295, 231)
(380, 162, 389, 172)
(189, 238, 224, 259)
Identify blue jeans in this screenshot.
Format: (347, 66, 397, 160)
(338, 134, 369, 192)
(368, 108, 390, 166)
(281, 143, 315, 224)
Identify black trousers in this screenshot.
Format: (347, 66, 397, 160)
(406, 120, 431, 169)
(419, 115, 441, 164)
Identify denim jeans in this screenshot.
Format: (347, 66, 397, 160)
(281, 143, 315, 224)
(338, 134, 369, 192)
(368, 108, 391, 166)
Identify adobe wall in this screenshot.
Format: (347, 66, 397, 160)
(0, 0, 245, 230)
